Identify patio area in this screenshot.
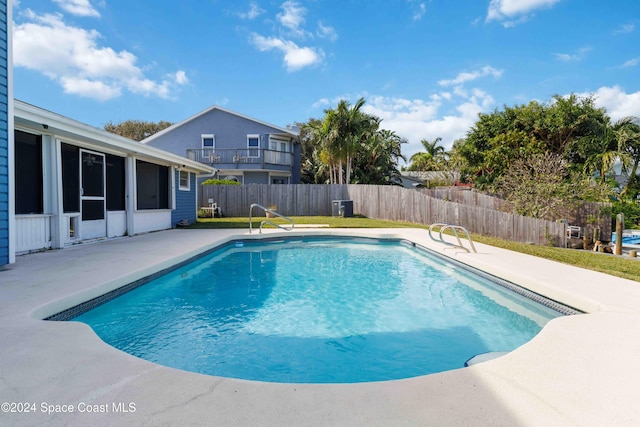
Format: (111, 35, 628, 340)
(1, 228, 640, 426)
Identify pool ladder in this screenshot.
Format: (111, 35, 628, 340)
(428, 223, 477, 253)
(249, 203, 295, 234)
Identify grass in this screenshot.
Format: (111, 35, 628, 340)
(191, 216, 640, 282)
(190, 215, 409, 229)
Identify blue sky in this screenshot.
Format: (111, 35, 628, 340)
(12, 0, 640, 159)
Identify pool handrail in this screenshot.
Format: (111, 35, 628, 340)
(249, 203, 295, 234)
(428, 223, 477, 253)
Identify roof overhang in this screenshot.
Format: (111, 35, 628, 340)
(141, 105, 300, 145)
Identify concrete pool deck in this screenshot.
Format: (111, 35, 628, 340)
(1, 228, 640, 426)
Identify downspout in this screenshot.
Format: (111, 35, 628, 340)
(195, 167, 218, 213)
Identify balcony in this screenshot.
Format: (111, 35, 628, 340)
(186, 148, 293, 167)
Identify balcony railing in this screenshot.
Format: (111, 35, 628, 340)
(186, 148, 293, 166)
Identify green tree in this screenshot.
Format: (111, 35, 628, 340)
(615, 117, 640, 199)
(104, 120, 173, 141)
(351, 129, 407, 184)
(493, 152, 607, 220)
(301, 98, 405, 185)
(408, 137, 447, 171)
(305, 98, 379, 184)
(296, 119, 328, 184)
(579, 118, 624, 184)
(458, 94, 609, 188)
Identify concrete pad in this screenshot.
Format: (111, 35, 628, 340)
(1, 228, 640, 426)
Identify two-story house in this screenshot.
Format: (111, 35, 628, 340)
(141, 105, 301, 184)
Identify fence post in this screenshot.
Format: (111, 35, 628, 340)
(615, 213, 624, 256)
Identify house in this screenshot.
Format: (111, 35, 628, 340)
(141, 105, 301, 185)
(4, 99, 214, 263)
(396, 171, 460, 189)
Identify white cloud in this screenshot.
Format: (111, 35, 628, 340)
(238, 1, 264, 20)
(60, 77, 120, 101)
(621, 57, 640, 68)
(310, 86, 498, 158)
(173, 70, 189, 85)
(408, 1, 426, 21)
(250, 33, 323, 71)
(249, 1, 331, 69)
(438, 65, 503, 87)
(613, 23, 635, 35)
(486, 0, 561, 27)
(53, 0, 100, 18)
(578, 86, 640, 122)
(351, 90, 495, 157)
(312, 98, 330, 109)
(277, 0, 307, 37)
(13, 11, 185, 100)
(553, 47, 591, 62)
(317, 21, 338, 41)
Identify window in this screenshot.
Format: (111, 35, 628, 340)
(136, 160, 170, 210)
(179, 170, 190, 191)
(202, 134, 215, 148)
(15, 130, 43, 214)
(269, 136, 290, 152)
(247, 134, 259, 157)
(61, 143, 80, 213)
(106, 154, 125, 211)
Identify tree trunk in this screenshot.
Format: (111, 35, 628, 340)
(620, 160, 639, 199)
(615, 213, 624, 256)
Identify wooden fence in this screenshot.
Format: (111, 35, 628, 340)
(420, 187, 611, 239)
(201, 184, 578, 246)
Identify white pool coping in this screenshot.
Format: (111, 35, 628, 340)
(1, 228, 640, 426)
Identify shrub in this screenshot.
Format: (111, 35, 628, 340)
(201, 179, 240, 186)
(611, 200, 640, 229)
(197, 208, 212, 218)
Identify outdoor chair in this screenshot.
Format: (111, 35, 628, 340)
(559, 219, 581, 239)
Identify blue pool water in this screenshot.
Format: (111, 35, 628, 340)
(611, 232, 640, 245)
(74, 237, 563, 383)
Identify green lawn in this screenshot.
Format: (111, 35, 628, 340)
(191, 216, 640, 282)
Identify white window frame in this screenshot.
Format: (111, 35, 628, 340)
(247, 134, 260, 158)
(178, 170, 190, 191)
(202, 134, 215, 148)
(269, 136, 290, 152)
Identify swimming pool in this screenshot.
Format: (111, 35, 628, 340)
(69, 237, 570, 383)
(612, 231, 640, 245)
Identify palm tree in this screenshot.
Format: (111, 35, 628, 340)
(583, 118, 634, 185)
(310, 97, 378, 184)
(352, 129, 407, 184)
(616, 117, 640, 198)
(333, 97, 377, 184)
(409, 137, 446, 171)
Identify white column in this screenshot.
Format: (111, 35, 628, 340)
(43, 136, 65, 249)
(125, 156, 136, 236)
(171, 167, 177, 210)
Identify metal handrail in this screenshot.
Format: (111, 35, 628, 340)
(249, 203, 295, 234)
(428, 223, 477, 253)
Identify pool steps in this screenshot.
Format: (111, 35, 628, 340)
(428, 223, 477, 253)
(249, 203, 295, 234)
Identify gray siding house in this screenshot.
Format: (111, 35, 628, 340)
(141, 106, 301, 185)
